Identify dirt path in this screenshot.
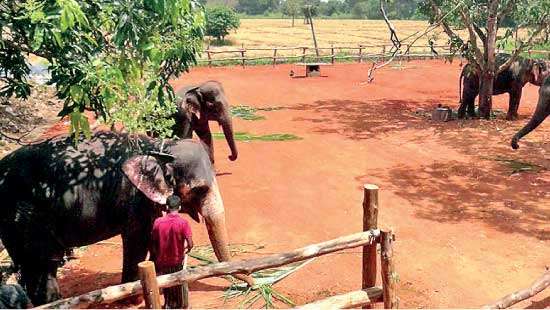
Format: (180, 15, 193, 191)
(53, 60, 548, 308)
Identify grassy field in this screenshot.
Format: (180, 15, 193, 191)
(202, 19, 547, 62)
(203, 19, 467, 59)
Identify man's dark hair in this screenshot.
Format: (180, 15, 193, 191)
(166, 195, 181, 211)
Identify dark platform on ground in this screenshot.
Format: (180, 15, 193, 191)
(296, 62, 331, 77)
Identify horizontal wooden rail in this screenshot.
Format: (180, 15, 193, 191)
(483, 269, 550, 309)
(298, 287, 383, 309)
(38, 230, 381, 309)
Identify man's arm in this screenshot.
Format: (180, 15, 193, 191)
(182, 221, 193, 254)
(185, 235, 194, 254)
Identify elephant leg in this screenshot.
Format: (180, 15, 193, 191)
(458, 78, 479, 119)
(506, 88, 522, 120)
(20, 259, 61, 306)
(121, 223, 152, 283)
(194, 117, 214, 164)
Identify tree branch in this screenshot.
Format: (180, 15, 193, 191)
(497, 0, 516, 20)
(459, 8, 484, 66)
(498, 23, 547, 74)
(366, 0, 401, 83)
(428, 0, 463, 44)
(402, 1, 463, 56)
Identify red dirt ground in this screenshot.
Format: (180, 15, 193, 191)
(46, 60, 549, 308)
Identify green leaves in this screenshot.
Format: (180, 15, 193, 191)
(205, 6, 240, 41)
(57, 0, 89, 31)
(1, 0, 205, 139)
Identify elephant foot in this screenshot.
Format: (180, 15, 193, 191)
(506, 114, 519, 121)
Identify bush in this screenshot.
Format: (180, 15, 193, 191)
(206, 6, 240, 41)
(351, 1, 368, 19)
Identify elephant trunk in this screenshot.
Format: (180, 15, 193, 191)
(201, 179, 254, 286)
(511, 101, 548, 149)
(220, 116, 238, 161)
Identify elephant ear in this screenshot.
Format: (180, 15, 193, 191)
(185, 87, 203, 113)
(122, 155, 174, 205)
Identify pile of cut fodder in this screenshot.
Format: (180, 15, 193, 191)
(189, 243, 314, 308)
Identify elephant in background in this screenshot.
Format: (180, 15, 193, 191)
(458, 54, 547, 120)
(511, 75, 550, 149)
(173, 81, 237, 163)
(0, 131, 252, 305)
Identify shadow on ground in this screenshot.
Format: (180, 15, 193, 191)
(359, 160, 549, 240)
(290, 99, 439, 139)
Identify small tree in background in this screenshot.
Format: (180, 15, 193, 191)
(206, 6, 240, 42)
(0, 0, 205, 138)
(282, 0, 303, 26)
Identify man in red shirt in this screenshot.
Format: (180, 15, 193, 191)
(150, 195, 193, 309)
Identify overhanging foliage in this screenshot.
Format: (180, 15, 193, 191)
(0, 0, 205, 138)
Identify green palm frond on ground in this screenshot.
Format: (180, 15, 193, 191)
(188, 244, 313, 308)
(213, 132, 302, 142)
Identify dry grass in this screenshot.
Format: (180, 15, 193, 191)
(205, 19, 469, 58)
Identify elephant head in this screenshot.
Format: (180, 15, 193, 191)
(526, 59, 549, 86)
(176, 81, 238, 162)
(121, 140, 253, 285)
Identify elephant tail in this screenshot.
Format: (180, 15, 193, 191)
(459, 67, 465, 105)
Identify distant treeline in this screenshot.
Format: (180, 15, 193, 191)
(201, 0, 426, 20)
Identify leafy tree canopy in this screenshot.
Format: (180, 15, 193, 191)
(419, 0, 549, 66)
(206, 6, 240, 41)
(0, 0, 205, 138)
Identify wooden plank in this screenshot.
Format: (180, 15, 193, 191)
(483, 270, 550, 309)
(39, 230, 381, 309)
(362, 184, 379, 309)
(138, 261, 161, 309)
(380, 231, 398, 308)
(298, 287, 383, 309)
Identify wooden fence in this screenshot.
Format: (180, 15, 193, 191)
(200, 45, 550, 67)
(201, 44, 453, 67)
(38, 184, 399, 309)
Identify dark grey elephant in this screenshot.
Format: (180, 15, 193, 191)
(458, 54, 547, 120)
(0, 131, 252, 305)
(173, 81, 237, 163)
(511, 75, 550, 149)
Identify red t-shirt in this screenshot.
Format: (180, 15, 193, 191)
(151, 213, 192, 268)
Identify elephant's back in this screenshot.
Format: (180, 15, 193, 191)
(0, 132, 147, 209)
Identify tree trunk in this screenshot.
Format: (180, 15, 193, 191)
(478, 0, 499, 119)
(478, 72, 494, 119)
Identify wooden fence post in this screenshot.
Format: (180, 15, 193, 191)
(207, 51, 212, 68)
(273, 48, 278, 67)
(301, 47, 307, 63)
(362, 184, 379, 308)
(358, 45, 363, 63)
(138, 261, 161, 309)
(331, 44, 335, 64)
(240, 46, 245, 68)
(381, 231, 398, 309)
(405, 45, 411, 62)
(381, 45, 386, 62)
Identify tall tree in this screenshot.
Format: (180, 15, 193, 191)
(421, 0, 549, 118)
(0, 0, 205, 137)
